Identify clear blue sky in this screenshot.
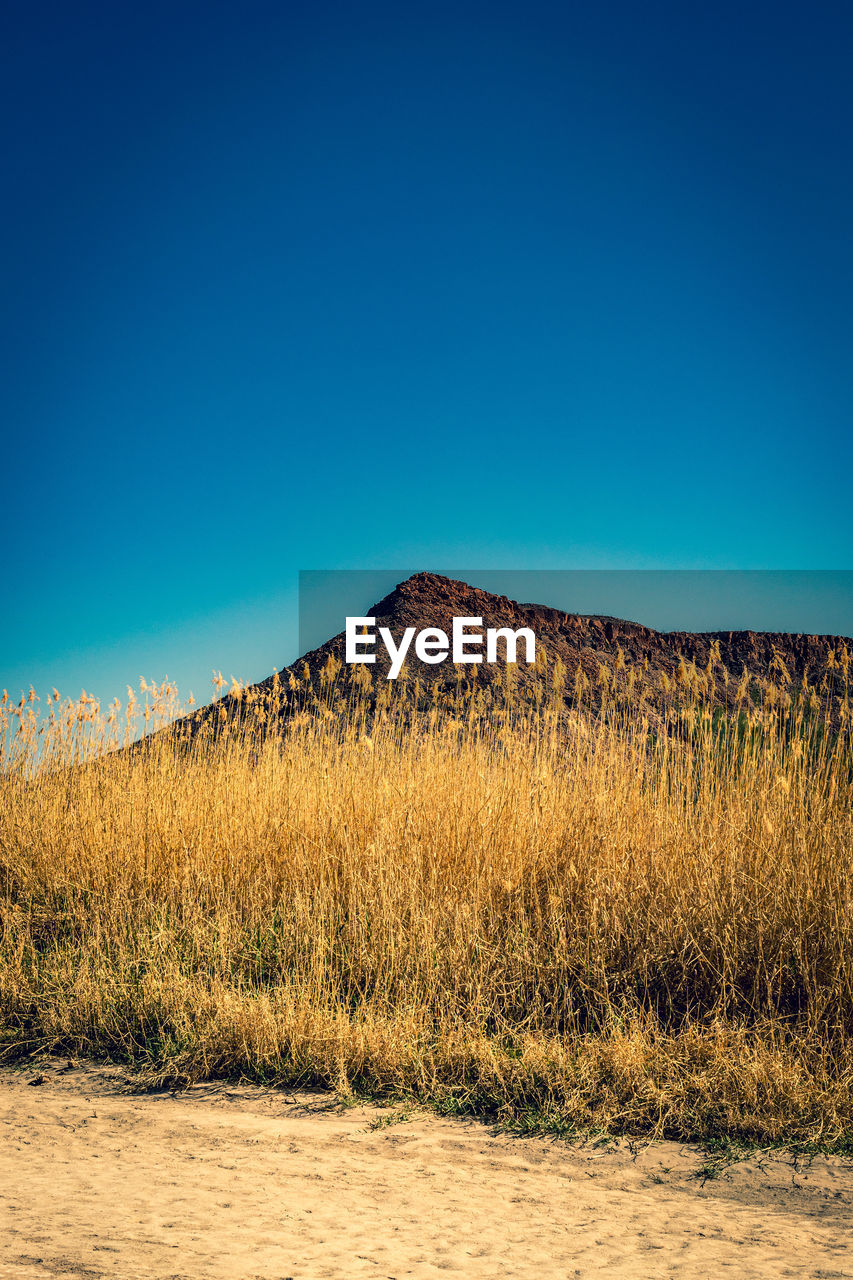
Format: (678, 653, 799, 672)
(3, 1, 852, 704)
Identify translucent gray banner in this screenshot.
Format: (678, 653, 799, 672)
(299, 569, 853, 661)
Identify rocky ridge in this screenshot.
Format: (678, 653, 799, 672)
(172, 572, 851, 740)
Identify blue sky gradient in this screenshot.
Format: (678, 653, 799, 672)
(3, 1, 852, 704)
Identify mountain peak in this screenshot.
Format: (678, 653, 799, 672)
(370, 571, 501, 617)
(165, 573, 851, 744)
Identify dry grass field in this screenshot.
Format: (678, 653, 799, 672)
(1, 652, 851, 1149)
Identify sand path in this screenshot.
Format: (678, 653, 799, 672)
(1, 1062, 851, 1279)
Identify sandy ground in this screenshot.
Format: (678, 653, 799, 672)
(1, 1062, 852, 1279)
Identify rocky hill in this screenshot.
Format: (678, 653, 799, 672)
(168, 572, 850, 743)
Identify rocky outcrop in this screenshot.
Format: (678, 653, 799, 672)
(172, 572, 850, 742)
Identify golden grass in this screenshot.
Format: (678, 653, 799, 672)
(1, 658, 852, 1147)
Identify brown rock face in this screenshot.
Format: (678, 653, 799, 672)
(178, 572, 851, 739)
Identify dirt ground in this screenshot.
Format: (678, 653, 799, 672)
(1, 1061, 851, 1279)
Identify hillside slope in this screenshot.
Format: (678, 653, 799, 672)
(170, 572, 850, 741)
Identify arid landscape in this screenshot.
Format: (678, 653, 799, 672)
(7, 0, 853, 1268)
(3, 1061, 852, 1279)
(2, 573, 852, 1276)
(178, 572, 853, 739)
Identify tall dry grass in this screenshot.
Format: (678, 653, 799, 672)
(1, 654, 851, 1147)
